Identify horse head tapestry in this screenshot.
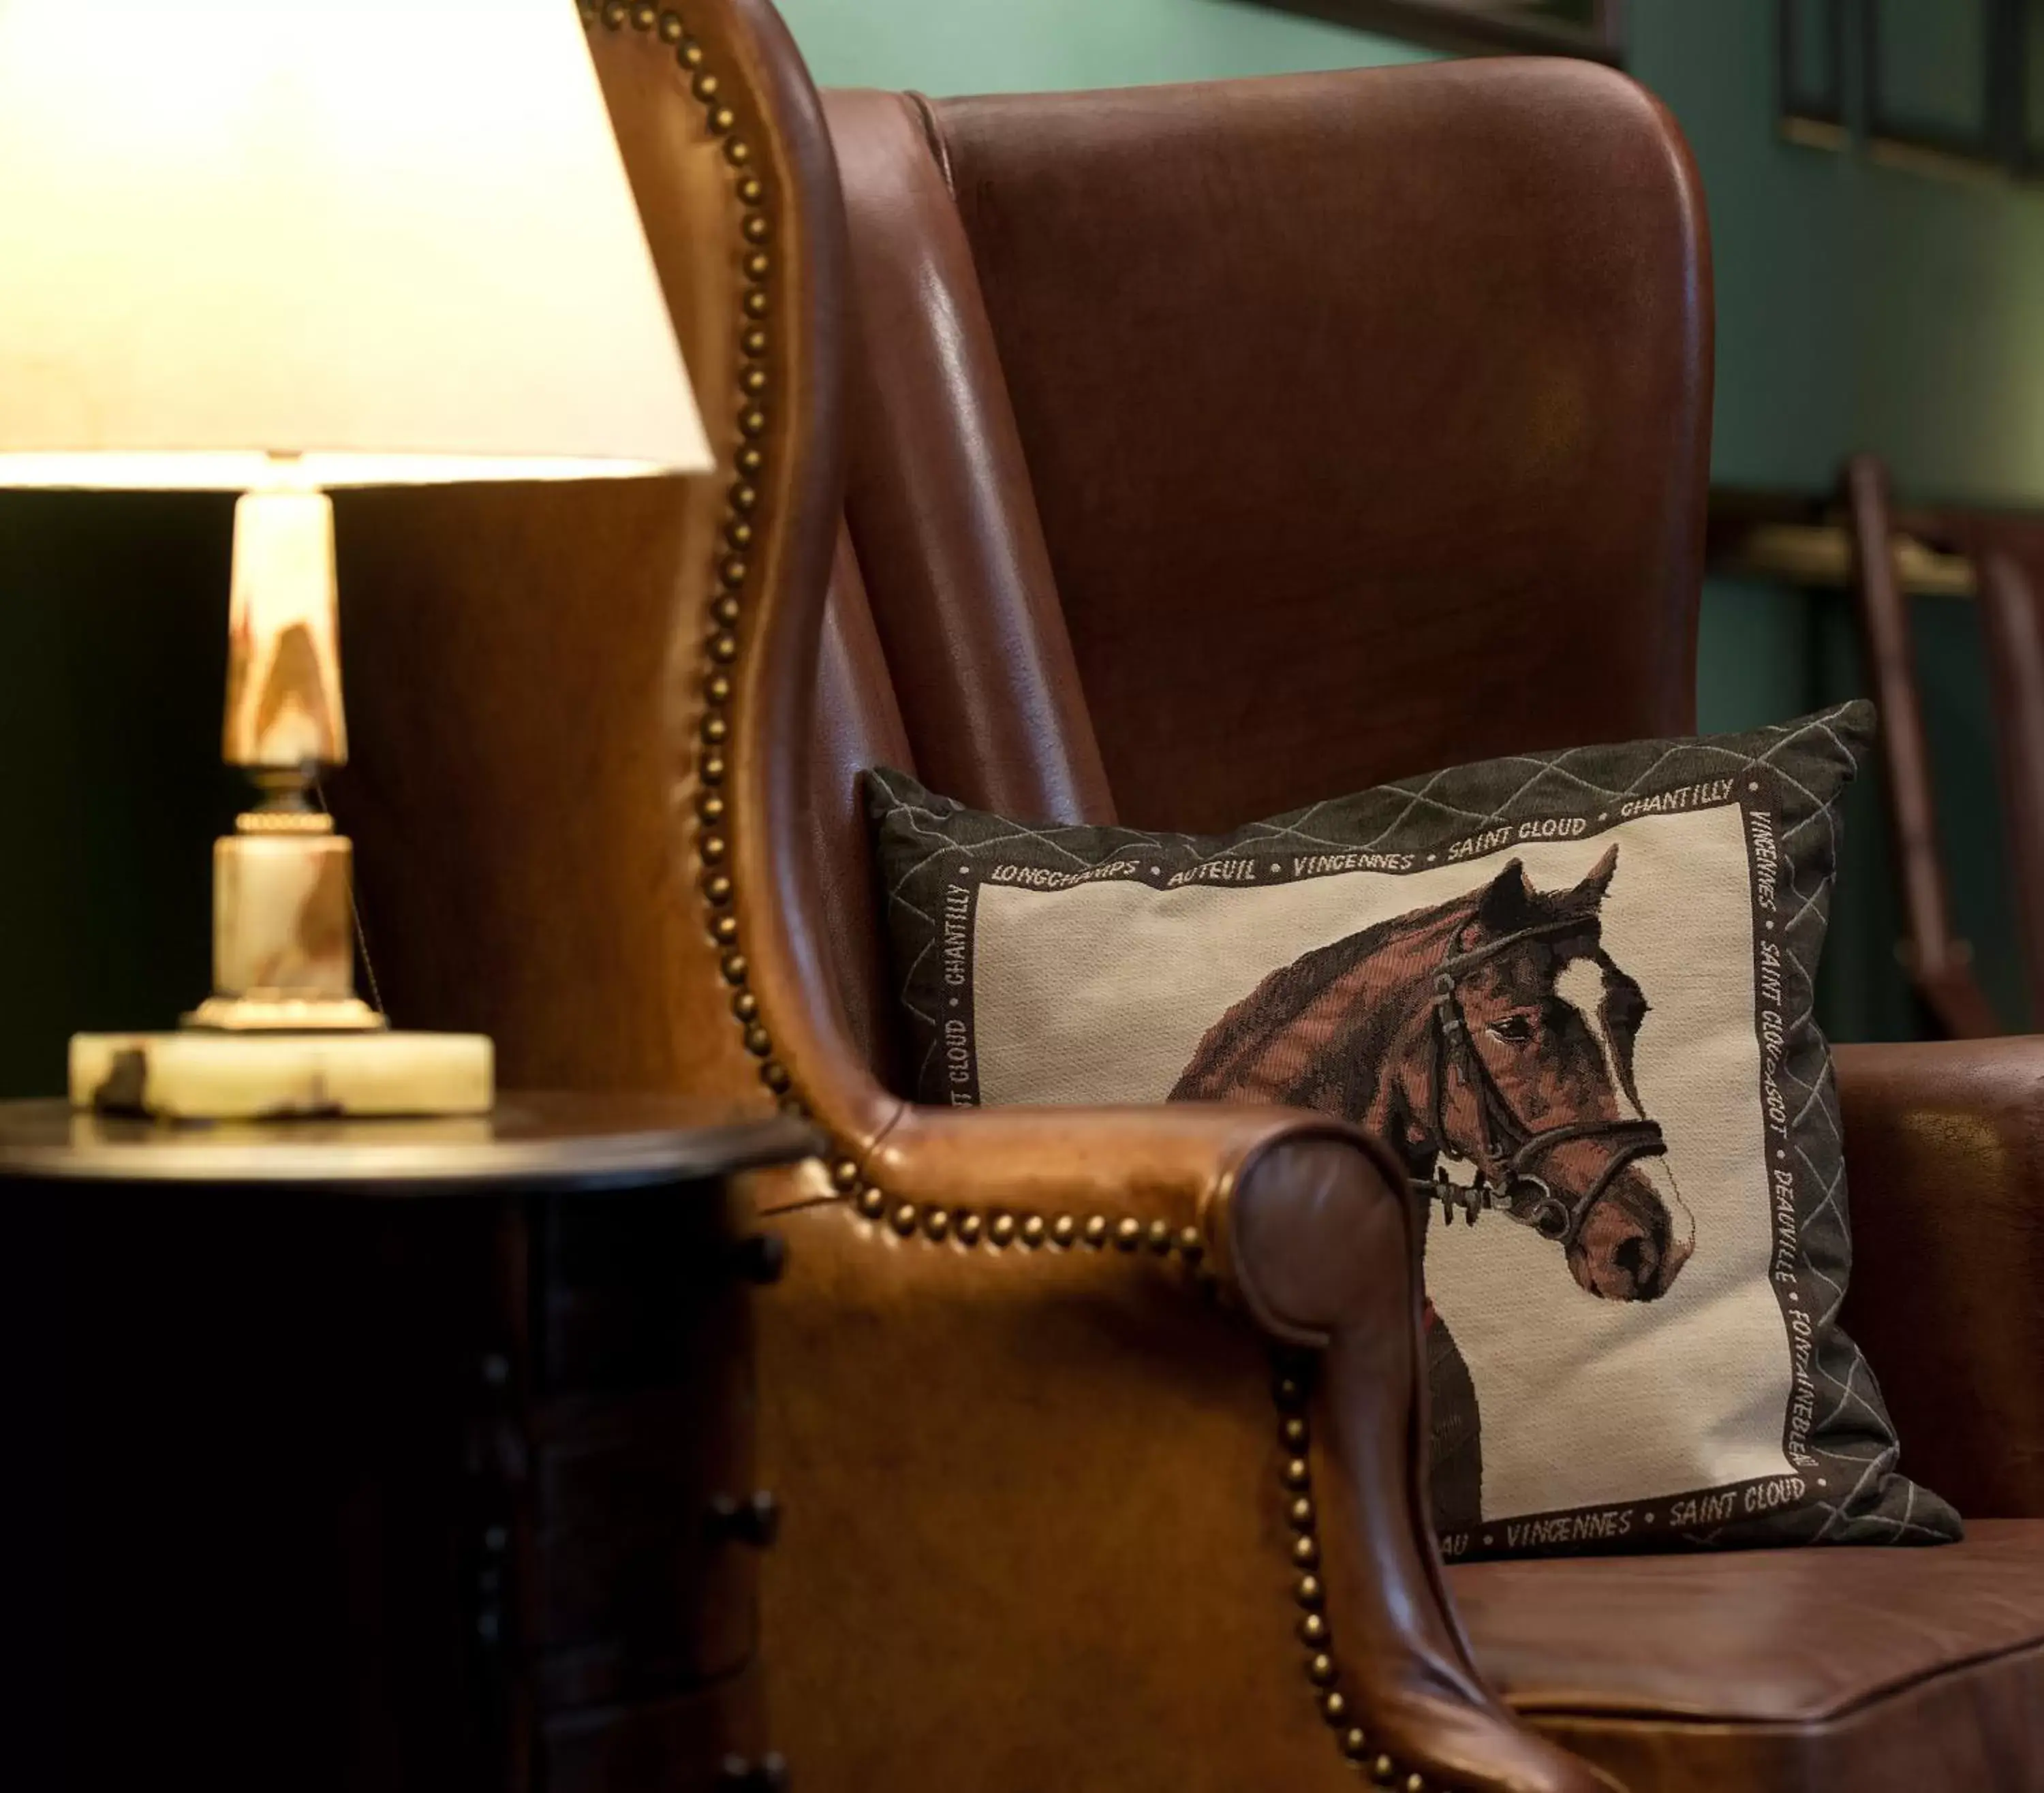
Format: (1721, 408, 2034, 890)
(1173, 846, 1688, 1303)
(866, 703, 1957, 1559)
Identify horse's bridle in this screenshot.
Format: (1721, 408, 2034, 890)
(1412, 914, 1667, 1250)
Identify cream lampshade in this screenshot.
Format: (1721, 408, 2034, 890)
(0, 0, 713, 1119)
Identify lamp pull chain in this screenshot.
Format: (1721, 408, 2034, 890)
(311, 773, 388, 1022)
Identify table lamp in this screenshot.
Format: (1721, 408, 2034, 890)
(0, 0, 710, 1119)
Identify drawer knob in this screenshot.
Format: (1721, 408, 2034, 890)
(719, 1751, 790, 1791)
(709, 1489, 781, 1548)
(734, 1232, 788, 1285)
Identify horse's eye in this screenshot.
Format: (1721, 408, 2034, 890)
(1489, 1015, 1535, 1045)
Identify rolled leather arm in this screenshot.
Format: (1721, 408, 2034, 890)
(856, 1099, 1375, 1322)
(1236, 1140, 1615, 1793)
(1836, 1037, 2044, 1517)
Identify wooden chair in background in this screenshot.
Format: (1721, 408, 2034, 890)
(1844, 454, 2044, 1034)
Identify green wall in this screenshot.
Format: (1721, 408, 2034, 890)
(2, 0, 2041, 1094)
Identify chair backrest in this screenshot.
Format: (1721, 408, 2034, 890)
(811, 59, 1714, 1082)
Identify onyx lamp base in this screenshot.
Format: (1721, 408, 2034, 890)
(69, 1028, 495, 1120)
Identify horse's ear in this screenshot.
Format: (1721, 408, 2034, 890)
(1568, 843, 1621, 911)
(1476, 859, 1535, 935)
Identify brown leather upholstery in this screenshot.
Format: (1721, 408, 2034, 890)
(834, 63, 1712, 834)
(1453, 1521, 2044, 1792)
(327, 12, 2044, 1792)
(1836, 1038, 2044, 1521)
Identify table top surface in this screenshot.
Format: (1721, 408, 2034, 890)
(0, 1093, 819, 1191)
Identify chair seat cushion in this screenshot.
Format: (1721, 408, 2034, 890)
(1452, 1518, 2044, 1791)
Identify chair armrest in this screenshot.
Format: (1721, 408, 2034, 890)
(857, 1100, 1381, 1334)
(1836, 1037, 2044, 1516)
(856, 1102, 1609, 1793)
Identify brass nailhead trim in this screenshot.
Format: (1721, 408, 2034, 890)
(1266, 1354, 1435, 1791)
(591, 0, 789, 1170)
(840, 1192, 1215, 1276)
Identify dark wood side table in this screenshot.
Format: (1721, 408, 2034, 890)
(2, 1093, 815, 1793)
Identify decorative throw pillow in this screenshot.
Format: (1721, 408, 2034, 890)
(865, 701, 1960, 1560)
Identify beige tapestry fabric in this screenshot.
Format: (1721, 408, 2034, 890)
(866, 702, 1960, 1559)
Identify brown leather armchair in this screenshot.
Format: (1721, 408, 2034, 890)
(330, 6, 2043, 1791)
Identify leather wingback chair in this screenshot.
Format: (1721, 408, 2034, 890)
(329, 7, 2044, 1792)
